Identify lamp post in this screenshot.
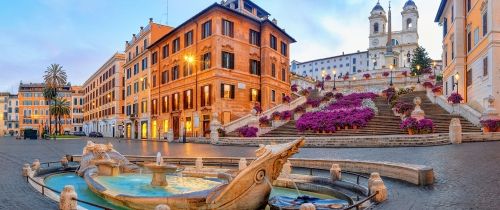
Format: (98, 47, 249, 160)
(433, 61, 437, 77)
(332, 69, 337, 91)
(454, 72, 460, 93)
(416, 65, 421, 84)
(389, 64, 394, 87)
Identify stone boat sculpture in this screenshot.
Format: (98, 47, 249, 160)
(78, 138, 306, 210)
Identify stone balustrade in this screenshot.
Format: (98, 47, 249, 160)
(426, 89, 481, 126)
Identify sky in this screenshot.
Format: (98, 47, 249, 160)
(0, 0, 442, 93)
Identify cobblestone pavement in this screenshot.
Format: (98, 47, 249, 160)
(2, 136, 500, 209)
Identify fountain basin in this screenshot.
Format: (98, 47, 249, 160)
(143, 163, 178, 186)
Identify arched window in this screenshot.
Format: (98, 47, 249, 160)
(374, 23, 379, 33)
(406, 18, 413, 29)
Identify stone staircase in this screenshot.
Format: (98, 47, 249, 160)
(260, 91, 480, 137)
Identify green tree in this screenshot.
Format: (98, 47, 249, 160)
(410, 46, 433, 75)
(42, 87, 56, 135)
(43, 64, 67, 135)
(50, 97, 70, 135)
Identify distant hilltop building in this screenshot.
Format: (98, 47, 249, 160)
(291, 0, 420, 80)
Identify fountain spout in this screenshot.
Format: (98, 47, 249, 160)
(156, 152, 163, 166)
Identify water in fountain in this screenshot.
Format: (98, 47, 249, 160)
(285, 174, 302, 197)
(156, 152, 163, 165)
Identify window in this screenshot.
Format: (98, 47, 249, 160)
(222, 51, 235, 69)
(183, 89, 193, 109)
(281, 69, 286, 82)
(222, 19, 234, 37)
(172, 65, 179, 80)
(143, 39, 148, 49)
(271, 63, 276, 77)
(280, 41, 287, 56)
(184, 30, 193, 47)
(201, 52, 211, 70)
(161, 71, 168, 84)
(162, 45, 169, 59)
(133, 82, 139, 93)
(406, 18, 412, 29)
(451, 5, 454, 21)
(353, 66, 357, 73)
(141, 77, 148, 90)
(271, 90, 276, 102)
(467, 31, 472, 52)
(451, 41, 455, 59)
(172, 38, 180, 53)
(250, 88, 260, 102)
(141, 100, 147, 113)
(270, 34, 277, 50)
(483, 57, 488, 76)
(474, 28, 479, 45)
(201, 85, 211, 107)
(466, 69, 472, 87)
(151, 99, 158, 115)
(221, 84, 235, 99)
(249, 29, 260, 46)
(183, 63, 193, 77)
(126, 85, 131, 96)
(133, 63, 139, 75)
(483, 12, 488, 36)
(374, 23, 379, 33)
(249, 59, 260, 75)
(152, 75, 157, 87)
(151, 52, 157, 65)
(161, 96, 168, 113)
(172, 93, 180, 111)
(202, 20, 212, 39)
(467, 0, 471, 12)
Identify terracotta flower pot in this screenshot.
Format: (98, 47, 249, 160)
(273, 116, 281, 121)
(408, 129, 415, 135)
(483, 127, 491, 133)
(344, 126, 349, 130)
(353, 125, 358, 130)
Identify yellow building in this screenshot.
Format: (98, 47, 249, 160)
(435, 0, 500, 111)
(123, 18, 172, 139)
(83, 53, 125, 137)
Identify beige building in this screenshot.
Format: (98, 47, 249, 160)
(70, 86, 84, 133)
(435, 0, 500, 112)
(83, 53, 126, 137)
(0, 93, 18, 136)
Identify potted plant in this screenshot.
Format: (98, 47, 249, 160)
(325, 92, 334, 98)
(363, 73, 371, 79)
(259, 116, 271, 127)
(293, 106, 306, 119)
(480, 119, 500, 133)
(282, 95, 292, 104)
(397, 102, 414, 118)
(299, 89, 310, 97)
(417, 118, 434, 134)
(272, 111, 281, 121)
(400, 117, 418, 135)
(401, 71, 408, 77)
(325, 75, 331, 81)
(291, 84, 298, 92)
(423, 81, 434, 89)
(447, 93, 464, 104)
(236, 126, 258, 137)
(382, 72, 389, 77)
(343, 75, 349, 81)
(280, 110, 293, 121)
(432, 86, 443, 96)
(334, 93, 344, 99)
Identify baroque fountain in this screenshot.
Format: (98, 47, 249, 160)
(35, 138, 371, 210)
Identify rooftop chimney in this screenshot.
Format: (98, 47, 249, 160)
(140, 26, 144, 30)
(133, 34, 136, 37)
(272, 18, 277, 25)
(149, 18, 153, 23)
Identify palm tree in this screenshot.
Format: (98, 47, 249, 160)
(50, 97, 71, 136)
(43, 64, 67, 135)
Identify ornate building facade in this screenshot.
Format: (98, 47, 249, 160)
(148, 0, 295, 139)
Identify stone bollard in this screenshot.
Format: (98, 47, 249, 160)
(32, 159, 41, 171)
(370, 179, 388, 203)
(449, 118, 462, 144)
(299, 203, 316, 210)
(210, 112, 221, 145)
(59, 185, 77, 210)
(329, 164, 341, 181)
(22, 164, 31, 177)
(279, 160, 292, 178)
(238, 158, 247, 171)
(368, 172, 382, 189)
(155, 204, 171, 210)
(195, 157, 203, 170)
(61, 156, 69, 168)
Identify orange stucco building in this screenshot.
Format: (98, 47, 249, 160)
(18, 83, 75, 135)
(122, 19, 172, 139)
(147, 0, 295, 139)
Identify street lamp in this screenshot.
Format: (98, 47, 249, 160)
(389, 64, 394, 86)
(332, 69, 337, 91)
(433, 61, 437, 77)
(454, 72, 460, 93)
(416, 65, 421, 84)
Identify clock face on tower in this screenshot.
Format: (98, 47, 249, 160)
(372, 39, 379, 46)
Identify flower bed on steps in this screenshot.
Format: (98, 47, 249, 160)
(295, 92, 378, 133)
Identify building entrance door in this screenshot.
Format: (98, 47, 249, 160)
(173, 116, 179, 139)
(202, 115, 210, 138)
